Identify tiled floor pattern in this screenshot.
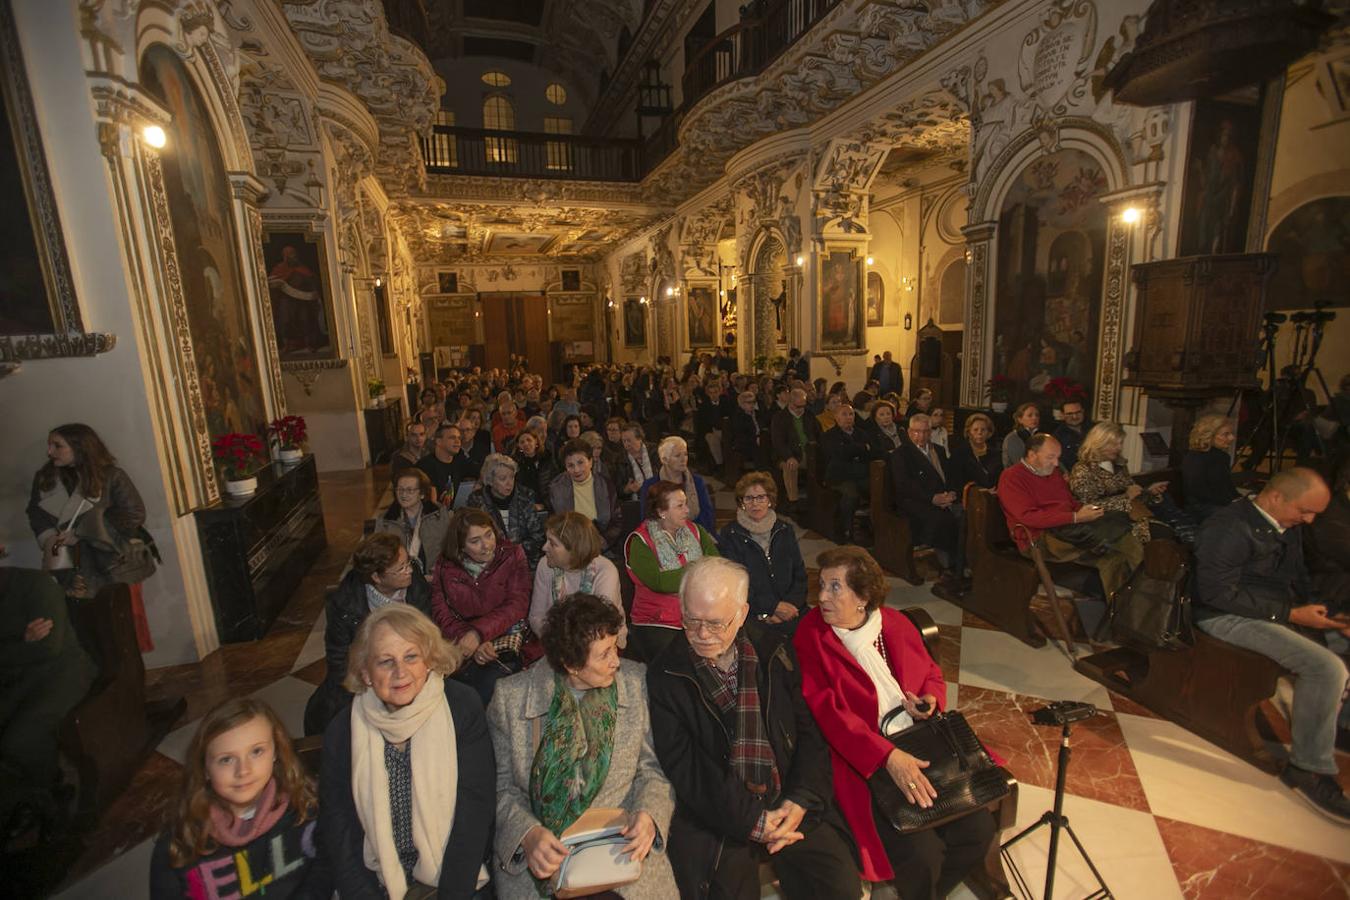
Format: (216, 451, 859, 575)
(51, 470, 1349, 899)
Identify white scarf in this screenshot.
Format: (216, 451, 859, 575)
(832, 610, 913, 735)
(350, 674, 457, 896)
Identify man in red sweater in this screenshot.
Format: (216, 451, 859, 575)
(997, 432, 1143, 599)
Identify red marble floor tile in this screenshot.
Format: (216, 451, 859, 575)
(958, 684, 1151, 812)
(935, 623, 961, 684)
(1155, 815, 1350, 899)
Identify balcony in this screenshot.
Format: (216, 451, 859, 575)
(421, 126, 644, 182)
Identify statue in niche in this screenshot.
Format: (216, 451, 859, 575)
(772, 287, 788, 344)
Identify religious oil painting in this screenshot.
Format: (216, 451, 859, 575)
(819, 250, 863, 350)
(1265, 196, 1350, 309)
(623, 297, 646, 347)
(1178, 96, 1262, 257)
(866, 271, 884, 327)
(263, 231, 335, 360)
(993, 147, 1107, 404)
(141, 44, 267, 440)
(687, 285, 716, 347)
(437, 270, 459, 293)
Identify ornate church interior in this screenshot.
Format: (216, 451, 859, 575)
(2, 0, 1349, 896)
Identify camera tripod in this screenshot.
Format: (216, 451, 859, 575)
(1000, 702, 1112, 900)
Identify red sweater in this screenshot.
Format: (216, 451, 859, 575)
(996, 462, 1081, 551)
(793, 607, 946, 882)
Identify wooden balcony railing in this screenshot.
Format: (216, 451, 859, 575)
(421, 126, 643, 181)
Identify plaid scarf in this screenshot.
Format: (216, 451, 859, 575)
(689, 635, 781, 799)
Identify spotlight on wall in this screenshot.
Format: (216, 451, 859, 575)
(142, 125, 167, 149)
(666, 286, 674, 297)
(639, 296, 648, 305)
(1121, 207, 1141, 225)
(795, 255, 804, 266)
(866, 256, 875, 266)
(904, 312, 913, 331)
(607, 299, 615, 308)
(374, 276, 383, 287)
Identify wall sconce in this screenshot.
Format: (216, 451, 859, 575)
(639, 296, 648, 305)
(142, 124, 167, 149)
(374, 276, 383, 287)
(901, 276, 914, 293)
(866, 256, 875, 266)
(719, 289, 725, 297)
(666, 286, 674, 297)
(607, 299, 615, 308)
(1121, 207, 1141, 225)
(795, 255, 804, 266)
(904, 312, 913, 331)
(964, 247, 973, 263)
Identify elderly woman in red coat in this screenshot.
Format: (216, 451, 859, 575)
(794, 546, 996, 900)
(431, 507, 538, 707)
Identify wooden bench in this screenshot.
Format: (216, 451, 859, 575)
(1073, 539, 1288, 773)
(869, 460, 922, 585)
(804, 443, 845, 541)
(961, 487, 1100, 649)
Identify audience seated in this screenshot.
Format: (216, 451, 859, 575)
(729, 390, 766, 471)
(695, 377, 736, 468)
(647, 557, 862, 900)
(528, 512, 625, 647)
(601, 417, 628, 477)
(510, 431, 557, 509)
(487, 594, 676, 899)
(375, 469, 450, 578)
(151, 697, 327, 898)
(459, 414, 492, 474)
(465, 454, 545, 571)
(416, 422, 471, 506)
(414, 388, 445, 432)
(304, 533, 433, 736)
(950, 412, 1002, 492)
(716, 472, 808, 635)
(548, 439, 625, 553)
(639, 436, 716, 533)
(320, 605, 495, 898)
(430, 508, 538, 706)
(892, 413, 967, 596)
(821, 403, 874, 542)
(0, 567, 96, 832)
(1052, 400, 1092, 472)
(1182, 414, 1241, 523)
(927, 406, 950, 452)
(770, 388, 820, 511)
(624, 480, 720, 663)
(905, 387, 934, 420)
(1068, 422, 1186, 545)
(1000, 402, 1040, 469)
(997, 433, 1142, 600)
(552, 415, 584, 463)
(490, 391, 527, 453)
(1193, 468, 1350, 823)
(389, 421, 428, 484)
(816, 391, 845, 433)
(615, 422, 658, 503)
(866, 399, 905, 456)
(794, 547, 997, 898)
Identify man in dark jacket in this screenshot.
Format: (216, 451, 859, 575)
(648, 557, 860, 900)
(1052, 400, 1092, 473)
(893, 412, 966, 595)
(302, 534, 433, 735)
(770, 388, 819, 510)
(870, 350, 903, 398)
(728, 390, 765, 471)
(1194, 468, 1350, 824)
(695, 377, 737, 468)
(820, 404, 871, 542)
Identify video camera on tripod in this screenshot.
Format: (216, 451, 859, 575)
(1030, 701, 1099, 727)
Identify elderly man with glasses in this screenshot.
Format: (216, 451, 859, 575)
(647, 557, 859, 900)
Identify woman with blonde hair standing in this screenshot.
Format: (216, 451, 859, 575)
(1182, 413, 1241, 523)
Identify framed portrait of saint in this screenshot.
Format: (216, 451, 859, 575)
(866, 271, 884, 327)
(687, 286, 716, 347)
(819, 250, 864, 350)
(437, 270, 459, 294)
(262, 231, 336, 360)
(561, 269, 582, 292)
(623, 297, 646, 347)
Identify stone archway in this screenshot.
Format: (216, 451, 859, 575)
(747, 231, 787, 361)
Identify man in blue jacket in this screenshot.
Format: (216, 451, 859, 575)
(1194, 468, 1350, 824)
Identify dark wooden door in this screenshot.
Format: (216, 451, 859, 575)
(481, 294, 549, 373)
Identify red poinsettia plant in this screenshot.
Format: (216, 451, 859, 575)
(1043, 377, 1087, 404)
(985, 374, 1016, 403)
(212, 432, 265, 481)
(269, 415, 308, 451)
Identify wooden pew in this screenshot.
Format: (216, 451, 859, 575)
(804, 442, 844, 541)
(719, 414, 745, 483)
(1073, 539, 1287, 773)
(869, 460, 922, 585)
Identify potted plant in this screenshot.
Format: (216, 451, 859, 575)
(368, 377, 386, 406)
(212, 432, 265, 497)
(1043, 377, 1087, 419)
(986, 375, 1015, 413)
(269, 415, 308, 463)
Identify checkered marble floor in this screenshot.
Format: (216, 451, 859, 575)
(54, 473, 1349, 899)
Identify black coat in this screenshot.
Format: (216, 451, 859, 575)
(728, 408, 763, 462)
(1195, 498, 1310, 623)
(864, 421, 905, 459)
(949, 442, 1003, 493)
(302, 571, 434, 736)
(695, 394, 737, 435)
(319, 677, 495, 900)
(647, 623, 847, 895)
(821, 426, 870, 485)
(512, 452, 558, 507)
(891, 442, 954, 517)
(1181, 448, 1239, 522)
(716, 518, 808, 620)
(1052, 422, 1091, 473)
(770, 409, 819, 463)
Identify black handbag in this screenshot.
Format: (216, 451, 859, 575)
(1109, 555, 1194, 652)
(868, 707, 1012, 833)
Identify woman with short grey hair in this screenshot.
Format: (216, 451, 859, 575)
(638, 436, 715, 532)
(465, 452, 546, 569)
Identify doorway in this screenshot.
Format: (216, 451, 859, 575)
(481, 293, 549, 372)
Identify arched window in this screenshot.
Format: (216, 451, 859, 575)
(482, 95, 517, 163)
(481, 70, 511, 87)
(545, 82, 567, 105)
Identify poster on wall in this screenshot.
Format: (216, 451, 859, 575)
(623, 297, 646, 347)
(866, 271, 884, 327)
(687, 286, 717, 346)
(819, 250, 863, 350)
(427, 296, 478, 347)
(1265, 196, 1350, 309)
(993, 147, 1107, 404)
(262, 231, 335, 360)
(1178, 96, 1263, 257)
(140, 44, 267, 440)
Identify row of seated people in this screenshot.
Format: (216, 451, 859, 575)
(154, 553, 999, 900)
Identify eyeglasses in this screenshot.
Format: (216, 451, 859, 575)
(395, 487, 422, 495)
(742, 494, 770, 504)
(681, 616, 735, 635)
(385, 560, 414, 575)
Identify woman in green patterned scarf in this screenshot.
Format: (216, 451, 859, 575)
(487, 594, 677, 899)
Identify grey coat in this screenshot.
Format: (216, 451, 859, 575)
(372, 500, 451, 578)
(486, 659, 676, 900)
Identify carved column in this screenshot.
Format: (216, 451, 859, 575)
(751, 274, 774, 361)
(959, 221, 996, 409)
(229, 172, 287, 421)
(1095, 184, 1164, 424)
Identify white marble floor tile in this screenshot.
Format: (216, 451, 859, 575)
(1115, 712, 1350, 863)
(155, 716, 198, 766)
(291, 607, 328, 673)
(250, 675, 317, 740)
(884, 582, 962, 626)
(997, 782, 1183, 900)
(54, 837, 154, 900)
(957, 628, 1110, 707)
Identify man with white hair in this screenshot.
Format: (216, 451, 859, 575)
(893, 412, 966, 597)
(647, 557, 860, 900)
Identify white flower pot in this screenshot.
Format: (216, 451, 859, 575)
(991, 401, 1009, 413)
(225, 476, 258, 497)
(277, 447, 303, 463)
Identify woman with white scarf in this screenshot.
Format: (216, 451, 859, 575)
(623, 480, 719, 663)
(320, 604, 495, 900)
(637, 436, 716, 533)
(792, 546, 996, 900)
